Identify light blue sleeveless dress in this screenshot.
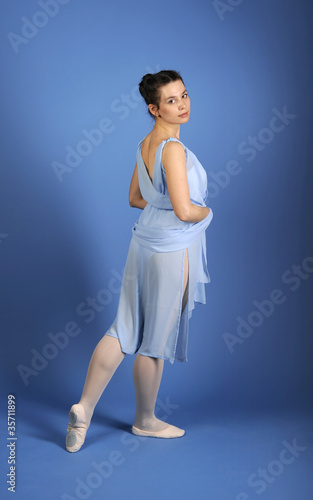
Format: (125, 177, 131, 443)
(106, 137, 213, 363)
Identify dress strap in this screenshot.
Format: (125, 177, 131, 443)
(161, 137, 186, 153)
(164, 137, 184, 145)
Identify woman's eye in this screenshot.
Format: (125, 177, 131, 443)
(167, 94, 188, 104)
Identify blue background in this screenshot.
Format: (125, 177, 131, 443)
(0, 1, 312, 499)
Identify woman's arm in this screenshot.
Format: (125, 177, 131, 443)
(129, 163, 147, 209)
(162, 142, 210, 223)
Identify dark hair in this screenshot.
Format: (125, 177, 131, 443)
(139, 70, 184, 117)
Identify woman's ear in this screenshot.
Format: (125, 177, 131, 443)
(148, 103, 159, 117)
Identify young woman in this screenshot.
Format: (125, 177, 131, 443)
(66, 70, 213, 452)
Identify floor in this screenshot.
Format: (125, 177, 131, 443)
(1, 396, 312, 500)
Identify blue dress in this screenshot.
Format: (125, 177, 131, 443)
(106, 137, 213, 363)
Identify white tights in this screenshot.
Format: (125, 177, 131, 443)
(77, 337, 168, 433)
(79, 249, 188, 429)
(66, 250, 189, 449)
(78, 334, 125, 424)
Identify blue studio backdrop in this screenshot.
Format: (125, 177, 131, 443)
(0, 1, 313, 499)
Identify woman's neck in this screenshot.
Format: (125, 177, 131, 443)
(152, 120, 180, 140)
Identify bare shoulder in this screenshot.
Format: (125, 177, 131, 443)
(140, 132, 151, 149)
(162, 140, 186, 168)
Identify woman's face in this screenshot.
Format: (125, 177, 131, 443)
(150, 79, 190, 124)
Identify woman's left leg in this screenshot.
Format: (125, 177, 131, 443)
(66, 335, 125, 452)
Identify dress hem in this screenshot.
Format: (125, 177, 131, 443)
(105, 332, 187, 364)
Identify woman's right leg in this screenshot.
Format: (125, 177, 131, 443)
(66, 334, 125, 452)
(131, 250, 189, 439)
(132, 354, 185, 438)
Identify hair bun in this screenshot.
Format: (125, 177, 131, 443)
(142, 73, 153, 84)
(139, 74, 154, 97)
